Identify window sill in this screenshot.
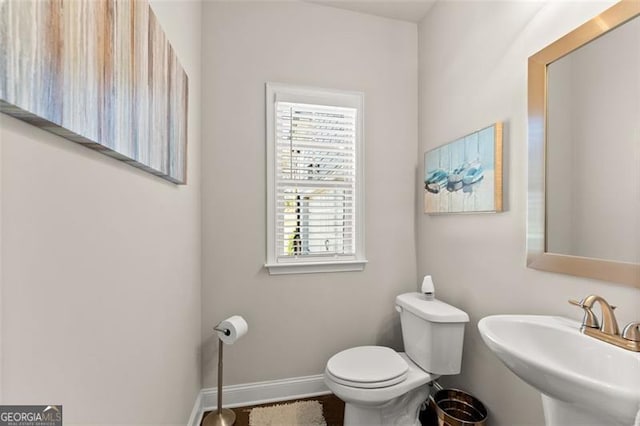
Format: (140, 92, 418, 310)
(265, 260, 368, 275)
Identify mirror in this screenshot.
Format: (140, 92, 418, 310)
(527, 0, 640, 287)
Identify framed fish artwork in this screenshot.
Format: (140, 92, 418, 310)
(424, 123, 503, 214)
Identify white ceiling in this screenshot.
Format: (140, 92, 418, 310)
(306, 0, 437, 23)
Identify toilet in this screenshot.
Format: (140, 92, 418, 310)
(324, 292, 469, 425)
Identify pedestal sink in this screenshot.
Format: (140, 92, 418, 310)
(478, 315, 640, 426)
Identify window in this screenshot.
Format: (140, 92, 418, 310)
(265, 83, 366, 275)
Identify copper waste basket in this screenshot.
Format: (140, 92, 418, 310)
(430, 389, 488, 426)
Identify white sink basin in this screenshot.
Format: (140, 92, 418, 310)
(478, 315, 640, 425)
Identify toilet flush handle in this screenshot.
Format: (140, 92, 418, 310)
(395, 305, 403, 313)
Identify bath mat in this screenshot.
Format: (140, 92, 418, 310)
(248, 400, 327, 426)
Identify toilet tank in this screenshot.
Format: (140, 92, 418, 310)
(395, 292, 469, 375)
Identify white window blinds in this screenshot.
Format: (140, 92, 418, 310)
(275, 102, 357, 261)
(266, 83, 365, 275)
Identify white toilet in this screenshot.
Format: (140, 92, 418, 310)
(324, 292, 469, 426)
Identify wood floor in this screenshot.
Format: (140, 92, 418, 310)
(200, 394, 345, 426)
(199, 394, 439, 425)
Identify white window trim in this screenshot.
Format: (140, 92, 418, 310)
(265, 82, 366, 275)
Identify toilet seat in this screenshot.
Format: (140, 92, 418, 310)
(326, 346, 409, 389)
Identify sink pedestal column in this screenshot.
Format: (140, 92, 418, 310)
(541, 394, 625, 426)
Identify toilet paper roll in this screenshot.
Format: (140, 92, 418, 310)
(422, 275, 435, 300)
(216, 315, 248, 345)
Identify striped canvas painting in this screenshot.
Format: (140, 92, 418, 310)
(0, 0, 188, 184)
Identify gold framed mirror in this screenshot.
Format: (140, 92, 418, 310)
(527, 0, 640, 287)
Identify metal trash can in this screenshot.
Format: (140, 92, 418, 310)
(430, 389, 488, 426)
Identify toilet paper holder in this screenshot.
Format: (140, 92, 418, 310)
(203, 319, 246, 426)
(214, 326, 231, 336)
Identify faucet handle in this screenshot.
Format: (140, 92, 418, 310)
(569, 299, 599, 328)
(569, 298, 616, 309)
(622, 322, 640, 342)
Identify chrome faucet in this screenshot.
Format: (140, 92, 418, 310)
(569, 294, 640, 352)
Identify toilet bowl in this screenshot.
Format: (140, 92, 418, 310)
(325, 348, 439, 425)
(324, 292, 469, 426)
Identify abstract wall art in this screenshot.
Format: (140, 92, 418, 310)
(424, 123, 503, 214)
(0, 0, 188, 184)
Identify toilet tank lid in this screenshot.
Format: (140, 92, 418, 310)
(396, 292, 469, 323)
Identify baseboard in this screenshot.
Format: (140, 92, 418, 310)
(187, 374, 330, 426)
(187, 391, 203, 426)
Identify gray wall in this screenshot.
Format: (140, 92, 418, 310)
(201, 1, 419, 388)
(417, 1, 640, 425)
(0, 1, 202, 424)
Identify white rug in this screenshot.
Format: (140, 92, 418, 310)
(248, 400, 327, 426)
